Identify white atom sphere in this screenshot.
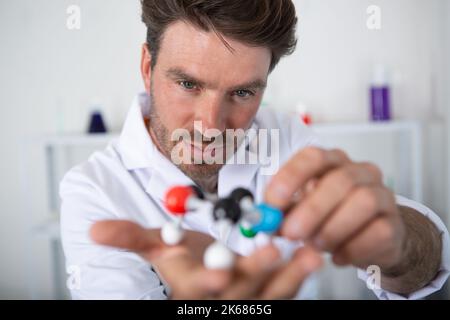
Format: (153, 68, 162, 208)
(203, 241, 235, 269)
(161, 222, 184, 246)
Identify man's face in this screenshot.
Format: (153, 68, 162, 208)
(141, 21, 271, 182)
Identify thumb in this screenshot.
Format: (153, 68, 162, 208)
(90, 220, 165, 259)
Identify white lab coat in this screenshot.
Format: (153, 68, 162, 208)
(60, 93, 450, 300)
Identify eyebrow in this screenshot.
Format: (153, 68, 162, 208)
(166, 67, 267, 91)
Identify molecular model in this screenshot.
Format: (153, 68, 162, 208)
(162, 185, 283, 270)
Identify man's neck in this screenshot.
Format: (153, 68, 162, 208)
(193, 174, 219, 195)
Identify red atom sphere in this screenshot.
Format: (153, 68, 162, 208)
(164, 186, 194, 215)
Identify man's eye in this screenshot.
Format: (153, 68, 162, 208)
(180, 81, 197, 90)
(234, 90, 254, 98)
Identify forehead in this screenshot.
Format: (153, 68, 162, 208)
(156, 21, 271, 85)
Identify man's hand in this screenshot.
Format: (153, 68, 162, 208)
(90, 220, 322, 299)
(265, 147, 442, 294)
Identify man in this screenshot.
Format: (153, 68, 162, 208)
(60, 0, 449, 299)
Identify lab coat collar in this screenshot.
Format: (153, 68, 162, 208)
(117, 92, 156, 170)
(118, 92, 261, 200)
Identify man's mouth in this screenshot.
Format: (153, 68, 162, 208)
(183, 141, 225, 158)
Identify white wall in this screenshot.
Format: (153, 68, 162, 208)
(0, 0, 448, 298)
(267, 0, 444, 121)
(443, 0, 450, 297)
(0, 0, 145, 298)
(442, 1, 450, 206)
(444, 0, 450, 298)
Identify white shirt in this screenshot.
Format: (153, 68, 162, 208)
(60, 93, 450, 300)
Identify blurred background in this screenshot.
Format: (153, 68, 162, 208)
(0, 0, 449, 299)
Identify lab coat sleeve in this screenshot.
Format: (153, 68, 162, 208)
(59, 166, 167, 300)
(357, 195, 450, 300)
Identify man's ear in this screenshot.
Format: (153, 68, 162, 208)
(140, 43, 152, 93)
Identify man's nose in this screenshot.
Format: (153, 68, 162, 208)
(195, 94, 227, 137)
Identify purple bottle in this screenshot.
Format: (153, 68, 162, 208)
(370, 65, 391, 121)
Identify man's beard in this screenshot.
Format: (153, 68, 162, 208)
(147, 90, 237, 184)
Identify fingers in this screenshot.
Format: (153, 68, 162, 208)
(332, 215, 404, 269)
(281, 163, 384, 241)
(237, 244, 281, 272)
(90, 221, 323, 300)
(155, 252, 232, 299)
(265, 147, 350, 210)
(218, 245, 281, 300)
(263, 145, 403, 274)
(312, 186, 397, 253)
(91, 220, 232, 299)
(90, 220, 165, 259)
(259, 246, 323, 299)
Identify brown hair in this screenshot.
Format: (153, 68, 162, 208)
(141, 0, 298, 72)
